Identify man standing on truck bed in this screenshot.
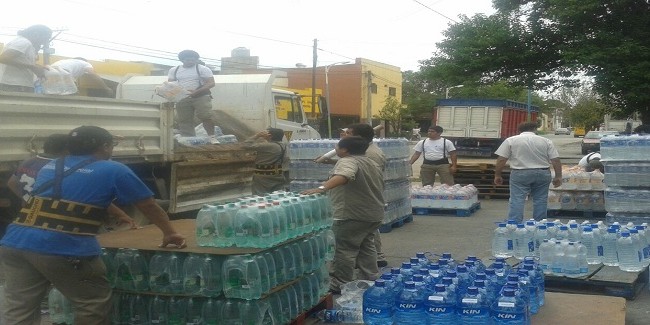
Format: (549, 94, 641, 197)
(169, 50, 218, 143)
(0, 126, 186, 324)
(494, 122, 562, 222)
(245, 128, 289, 195)
(409, 125, 458, 186)
(0, 24, 52, 93)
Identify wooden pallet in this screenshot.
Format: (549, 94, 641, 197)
(289, 293, 334, 325)
(544, 265, 648, 300)
(379, 214, 414, 233)
(478, 192, 510, 200)
(547, 209, 607, 219)
(412, 202, 481, 217)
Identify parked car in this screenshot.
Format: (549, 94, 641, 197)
(581, 131, 620, 154)
(554, 127, 571, 135)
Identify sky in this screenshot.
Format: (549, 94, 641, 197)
(0, 0, 496, 72)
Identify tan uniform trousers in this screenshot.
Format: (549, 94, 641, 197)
(330, 219, 382, 292)
(420, 163, 454, 186)
(0, 246, 112, 325)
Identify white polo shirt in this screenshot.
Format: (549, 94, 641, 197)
(495, 132, 559, 169)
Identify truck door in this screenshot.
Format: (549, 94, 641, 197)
(273, 92, 321, 140)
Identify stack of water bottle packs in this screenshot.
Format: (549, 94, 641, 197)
(411, 184, 480, 210)
(195, 191, 332, 248)
(600, 134, 650, 224)
(492, 218, 650, 275)
(355, 252, 544, 324)
(288, 138, 412, 225)
(547, 165, 605, 211)
(65, 190, 338, 324)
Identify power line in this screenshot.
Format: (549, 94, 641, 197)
(411, 0, 458, 23)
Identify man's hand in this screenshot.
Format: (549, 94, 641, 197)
(552, 177, 562, 187)
(301, 188, 325, 195)
(160, 232, 187, 249)
(31, 65, 48, 78)
(450, 165, 457, 174)
(494, 176, 503, 185)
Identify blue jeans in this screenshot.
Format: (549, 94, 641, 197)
(508, 169, 552, 222)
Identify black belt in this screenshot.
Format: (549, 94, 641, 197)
(514, 168, 549, 170)
(14, 197, 107, 235)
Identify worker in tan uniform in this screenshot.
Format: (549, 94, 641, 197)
(245, 128, 289, 195)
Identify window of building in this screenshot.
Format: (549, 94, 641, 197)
(371, 83, 377, 94)
(389, 87, 396, 96)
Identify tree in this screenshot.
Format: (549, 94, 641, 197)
(423, 0, 650, 123)
(560, 87, 608, 130)
(374, 96, 413, 136)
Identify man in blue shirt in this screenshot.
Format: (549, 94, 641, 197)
(0, 126, 186, 324)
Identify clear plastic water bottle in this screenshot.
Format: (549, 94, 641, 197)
(538, 239, 554, 274)
(362, 279, 394, 324)
(523, 260, 545, 307)
(602, 227, 620, 266)
(492, 222, 512, 258)
(48, 287, 73, 325)
(395, 281, 426, 324)
(149, 251, 184, 294)
(100, 248, 117, 288)
(517, 268, 538, 315)
(550, 240, 565, 276)
(513, 224, 534, 260)
(214, 203, 237, 247)
(426, 283, 457, 325)
(114, 248, 149, 291)
(618, 232, 644, 272)
(129, 294, 150, 325)
(562, 242, 580, 278)
(457, 286, 491, 324)
(568, 223, 581, 242)
(222, 254, 262, 300)
(149, 295, 169, 324)
(315, 309, 362, 323)
(195, 204, 216, 247)
(491, 287, 526, 325)
(581, 227, 602, 265)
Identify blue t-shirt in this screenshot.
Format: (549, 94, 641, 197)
(1, 155, 154, 256)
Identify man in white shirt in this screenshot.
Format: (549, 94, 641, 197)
(409, 125, 457, 186)
(578, 152, 603, 172)
(51, 58, 113, 97)
(0, 25, 51, 92)
(168, 50, 217, 142)
(494, 122, 563, 222)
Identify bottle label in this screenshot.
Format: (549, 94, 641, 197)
(495, 312, 524, 320)
(597, 246, 604, 256)
(498, 302, 515, 307)
(528, 241, 535, 252)
(461, 298, 478, 304)
(507, 240, 514, 250)
(428, 296, 444, 301)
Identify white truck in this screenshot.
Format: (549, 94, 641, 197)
(435, 99, 539, 157)
(0, 73, 320, 221)
(603, 115, 641, 133)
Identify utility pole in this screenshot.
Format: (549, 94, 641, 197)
(366, 71, 373, 125)
(311, 39, 317, 125)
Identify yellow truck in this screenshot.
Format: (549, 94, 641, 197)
(573, 126, 586, 138)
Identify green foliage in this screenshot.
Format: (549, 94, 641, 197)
(413, 0, 650, 123)
(374, 96, 413, 136)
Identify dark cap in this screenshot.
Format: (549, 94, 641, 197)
(67, 126, 113, 155)
(178, 50, 200, 60)
(587, 158, 604, 173)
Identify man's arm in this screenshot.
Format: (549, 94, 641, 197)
(449, 151, 458, 173)
(494, 156, 508, 185)
(550, 158, 562, 187)
(133, 197, 186, 248)
(190, 76, 215, 98)
(409, 151, 422, 165)
(301, 175, 348, 195)
(107, 203, 137, 229)
(0, 49, 47, 78)
(7, 175, 23, 199)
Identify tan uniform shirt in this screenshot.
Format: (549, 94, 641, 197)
(329, 155, 385, 222)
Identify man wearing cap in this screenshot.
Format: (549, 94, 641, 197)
(169, 50, 217, 143)
(0, 126, 186, 324)
(0, 24, 52, 92)
(245, 128, 289, 195)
